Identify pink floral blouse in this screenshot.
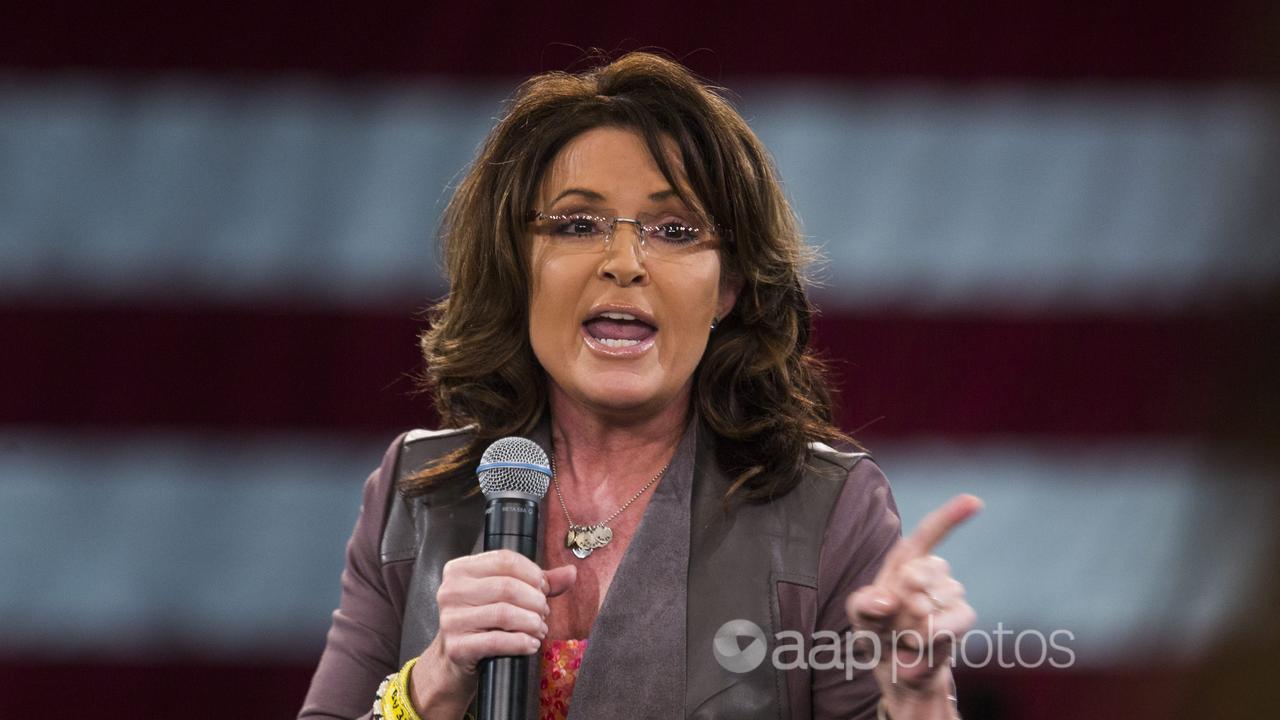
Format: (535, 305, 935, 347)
(538, 638, 589, 720)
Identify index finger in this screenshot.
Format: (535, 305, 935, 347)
(450, 550, 548, 593)
(901, 493, 983, 559)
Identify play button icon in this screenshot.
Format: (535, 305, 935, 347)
(713, 619, 768, 673)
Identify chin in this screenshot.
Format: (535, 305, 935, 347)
(572, 376, 675, 417)
(583, 383, 660, 412)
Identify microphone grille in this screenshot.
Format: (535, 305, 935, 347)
(477, 437, 551, 499)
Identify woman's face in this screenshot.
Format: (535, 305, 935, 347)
(528, 126, 739, 421)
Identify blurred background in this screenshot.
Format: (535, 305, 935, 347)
(1, 1, 1278, 718)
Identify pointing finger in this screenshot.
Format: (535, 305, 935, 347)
(901, 494, 983, 559)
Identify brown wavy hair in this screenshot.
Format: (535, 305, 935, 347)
(406, 51, 856, 503)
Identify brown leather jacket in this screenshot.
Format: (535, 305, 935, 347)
(299, 416, 901, 719)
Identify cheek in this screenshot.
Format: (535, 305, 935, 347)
(657, 262, 722, 354)
(679, 260, 725, 318)
(529, 253, 588, 348)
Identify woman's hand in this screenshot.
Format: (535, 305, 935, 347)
(846, 495, 982, 719)
(409, 550, 578, 717)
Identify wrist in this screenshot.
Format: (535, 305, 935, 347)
(879, 668, 958, 720)
(409, 645, 476, 718)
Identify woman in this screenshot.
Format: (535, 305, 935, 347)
(300, 51, 979, 720)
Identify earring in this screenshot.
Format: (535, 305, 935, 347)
(710, 316, 720, 331)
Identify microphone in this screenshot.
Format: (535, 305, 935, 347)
(475, 437, 551, 720)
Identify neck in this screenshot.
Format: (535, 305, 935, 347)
(547, 384, 689, 499)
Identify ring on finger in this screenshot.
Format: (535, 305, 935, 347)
(925, 589, 946, 612)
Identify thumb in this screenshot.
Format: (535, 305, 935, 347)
(847, 585, 900, 633)
(545, 564, 578, 597)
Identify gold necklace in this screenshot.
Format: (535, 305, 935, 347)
(550, 454, 670, 559)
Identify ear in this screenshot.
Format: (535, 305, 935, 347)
(716, 271, 743, 322)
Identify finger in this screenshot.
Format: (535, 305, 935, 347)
(545, 564, 577, 597)
(899, 555, 948, 593)
(872, 504, 973, 586)
(444, 630, 544, 670)
(901, 494, 983, 559)
(891, 599, 976, 649)
(923, 601, 977, 640)
(847, 585, 902, 634)
(930, 576, 965, 608)
(900, 574, 964, 620)
(905, 590, 937, 620)
(444, 550, 548, 591)
(922, 554, 951, 577)
(879, 555, 941, 621)
(439, 575, 550, 617)
(440, 602, 548, 638)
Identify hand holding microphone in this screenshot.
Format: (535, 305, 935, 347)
(408, 438, 577, 719)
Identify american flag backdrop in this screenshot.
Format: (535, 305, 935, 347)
(2, 2, 1278, 718)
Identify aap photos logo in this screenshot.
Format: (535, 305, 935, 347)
(713, 619, 767, 673)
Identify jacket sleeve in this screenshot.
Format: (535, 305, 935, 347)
(812, 457, 903, 720)
(298, 434, 409, 720)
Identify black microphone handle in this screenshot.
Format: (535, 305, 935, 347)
(477, 497, 539, 720)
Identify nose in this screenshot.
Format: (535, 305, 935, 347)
(598, 219, 648, 286)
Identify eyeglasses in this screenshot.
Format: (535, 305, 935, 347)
(530, 210, 723, 257)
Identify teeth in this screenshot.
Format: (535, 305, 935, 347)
(600, 311, 637, 321)
(594, 337, 640, 348)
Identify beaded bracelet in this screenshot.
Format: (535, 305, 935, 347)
(371, 673, 389, 719)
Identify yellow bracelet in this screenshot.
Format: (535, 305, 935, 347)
(380, 657, 423, 720)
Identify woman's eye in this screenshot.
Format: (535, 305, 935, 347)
(652, 223, 699, 243)
(556, 217, 604, 236)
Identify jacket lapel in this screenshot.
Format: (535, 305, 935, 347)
(562, 419, 697, 719)
(684, 430, 786, 718)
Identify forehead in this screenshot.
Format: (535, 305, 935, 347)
(538, 126, 690, 204)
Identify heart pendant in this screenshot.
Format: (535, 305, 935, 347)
(571, 545, 593, 559)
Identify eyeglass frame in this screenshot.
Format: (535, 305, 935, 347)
(527, 209, 731, 255)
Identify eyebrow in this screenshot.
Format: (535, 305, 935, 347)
(548, 188, 680, 205)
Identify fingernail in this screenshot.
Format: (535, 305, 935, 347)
(873, 597, 892, 609)
(529, 637, 541, 653)
(540, 621, 548, 638)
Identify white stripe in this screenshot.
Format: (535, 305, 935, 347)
(1, 431, 1274, 662)
(752, 85, 1280, 310)
(0, 431, 388, 659)
(1, 80, 1276, 309)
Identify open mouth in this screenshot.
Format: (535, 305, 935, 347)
(581, 310, 657, 352)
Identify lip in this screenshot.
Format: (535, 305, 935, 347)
(580, 326, 656, 357)
(580, 303, 658, 358)
(581, 303, 658, 329)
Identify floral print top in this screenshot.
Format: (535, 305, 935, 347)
(538, 638, 589, 720)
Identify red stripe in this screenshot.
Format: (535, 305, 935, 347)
(813, 306, 1274, 443)
(0, 658, 1192, 720)
(4, 1, 1276, 80)
(4, 300, 1272, 440)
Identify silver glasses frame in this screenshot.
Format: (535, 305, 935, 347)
(529, 210, 725, 255)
